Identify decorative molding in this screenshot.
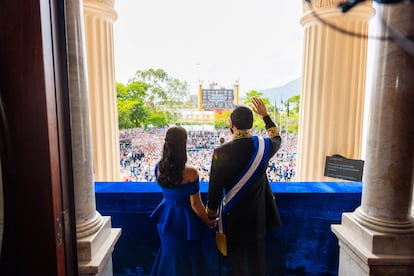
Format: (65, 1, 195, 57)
(83, 0, 118, 22)
(354, 208, 414, 234)
(84, 0, 114, 7)
(302, 0, 373, 14)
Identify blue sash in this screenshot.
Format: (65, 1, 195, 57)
(222, 136, 271, 213)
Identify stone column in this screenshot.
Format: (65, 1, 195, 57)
(83, 0, 120, 182)
(65, 1, 121, 275)
(332, 3, 414, 275)
(296, 1, 374, 181)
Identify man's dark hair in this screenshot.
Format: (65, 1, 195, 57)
(230, 105, 253, 130)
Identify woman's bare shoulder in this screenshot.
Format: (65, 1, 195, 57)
(182, 166, 199, 183)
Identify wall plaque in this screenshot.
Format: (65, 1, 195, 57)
(324, 155, 364, 181)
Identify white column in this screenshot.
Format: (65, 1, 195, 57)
(296, 1, 374, 181)
(65, 1, 121, 275)
(332, 3, 414, 275)
(83, 0, 121, 182)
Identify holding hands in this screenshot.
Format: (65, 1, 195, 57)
(208, 218, 218, 229)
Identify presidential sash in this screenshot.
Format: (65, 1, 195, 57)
(216, 136, 271, 256)
(223, 136, 270, 213)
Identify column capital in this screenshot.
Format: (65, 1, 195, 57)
(301, 1, 374, 27)
(83, 0, 117, 22)
(302, 0, 372, 12)
(83, 0, 114, 7)
(302, 0, 342, 11)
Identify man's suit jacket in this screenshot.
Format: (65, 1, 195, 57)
(208, 132, 282, 242)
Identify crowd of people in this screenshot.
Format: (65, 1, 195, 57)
(119, 127, 297, 183)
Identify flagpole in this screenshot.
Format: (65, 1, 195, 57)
(279, 94, 283, 132)
(286, 101, 289, 138)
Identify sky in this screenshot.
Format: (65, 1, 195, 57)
(113, 0, 304, 96)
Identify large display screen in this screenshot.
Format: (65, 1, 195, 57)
(202, 89, 234, 110)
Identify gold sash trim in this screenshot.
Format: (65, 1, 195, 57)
(267, 126, 280, 138)
(232, 129, 252, 140)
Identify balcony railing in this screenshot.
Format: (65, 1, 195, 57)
(95, 181, 362, 276)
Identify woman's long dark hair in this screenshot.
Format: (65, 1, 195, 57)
(157, 126, 187, 187)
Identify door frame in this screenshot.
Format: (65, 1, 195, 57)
(0, 0, 77, 275)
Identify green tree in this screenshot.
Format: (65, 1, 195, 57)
(285, 95, 300, 134)
(274, 95, 300, 135)
(118, 68, 191, 128)
(288, 95, 300, 114)
(242, 90, 273, 131)
(130, 68, 189, 107)
(117, 99, 149, 129)
(123, 81, 149, 100)
(146, 112, 169, 127)
(243, 90, 263, 104)
(130, 68, 168, 105)
(165, 78, 189, 105)
(118, 100, 136, 129)
(116, 81, 149, 129)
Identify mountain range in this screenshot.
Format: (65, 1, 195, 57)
(258, 77, 301, 104)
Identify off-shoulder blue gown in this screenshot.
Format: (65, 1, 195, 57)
(150, 172, 209, 276)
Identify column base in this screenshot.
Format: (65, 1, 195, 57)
(78, 216, 121, 276)
(332, 212, 414, 276)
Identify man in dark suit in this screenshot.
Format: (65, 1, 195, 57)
(206, 97, 282, 276)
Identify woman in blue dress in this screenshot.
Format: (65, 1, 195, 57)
(150, 126, 217, 276)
